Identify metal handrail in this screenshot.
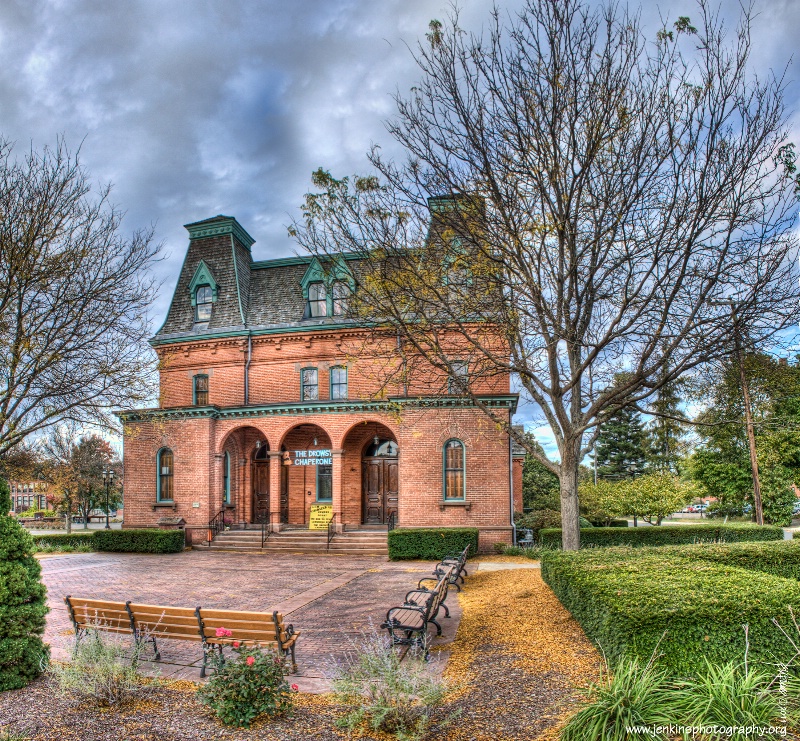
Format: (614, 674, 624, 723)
(388, 511, 397, 532)
(327, 512, 338, 551)
(260, 511, 270, 548)
(207, 507, 226, 546)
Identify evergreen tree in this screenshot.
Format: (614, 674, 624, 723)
(646, 378, 688, 473)
(0, 477, 49, 689)
(594, 407, 648, 480)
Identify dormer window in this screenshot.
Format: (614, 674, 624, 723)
(308, 283, 327, 318)
(332, 281, 349, 316)
(195, 286, 213, 322)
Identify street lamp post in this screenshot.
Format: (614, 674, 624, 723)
(102, 469, 115, 530)
(709, 298, 764, 526)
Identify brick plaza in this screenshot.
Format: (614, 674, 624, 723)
(40, 551, 462, 691)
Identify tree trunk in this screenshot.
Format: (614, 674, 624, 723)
(65, 496, 72, 535)
(633, 515, 637, 527)
(560, 447, 581, 551)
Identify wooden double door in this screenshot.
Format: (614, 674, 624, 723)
(362, 457, 398, 525)
(251, 459, 290, 524)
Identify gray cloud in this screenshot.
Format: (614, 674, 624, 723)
(0, 0, 797, 455)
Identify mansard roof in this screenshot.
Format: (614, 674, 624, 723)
(152, 215, 362, 345)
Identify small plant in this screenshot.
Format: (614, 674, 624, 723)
(561, 656, 689, 741)
(197, 638, 293, 728)
(682, 659, 794, 739)
(328, 629, 458, 741)
(49, 628, 155, 706)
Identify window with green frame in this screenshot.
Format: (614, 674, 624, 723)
(157, 448, 174, 502)
(316, 464, 332, 501)
(223, 452, 231, 504)
(301, 368, 318, 401)
(194, 374, 209, 405)
(330, 365, 347, 399)
(443, 439, 465, 500)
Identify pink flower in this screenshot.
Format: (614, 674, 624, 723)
(233, 641, 240, 648)
(215, 627, 233, 638)
(291, 684, 299, 692)
(246, 656, 255, 666)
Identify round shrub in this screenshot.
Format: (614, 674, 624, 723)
(0, 477, 49, 690)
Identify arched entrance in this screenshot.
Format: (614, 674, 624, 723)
(362, 439, 398, 525)
(279, 423, 333, 526)
(252, 442, 269, 524)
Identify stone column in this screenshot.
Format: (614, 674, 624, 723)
(331, 449, 344, 533)
(268, 451, 283, 532)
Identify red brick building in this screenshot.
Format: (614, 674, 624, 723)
(119, 215, 522, 550)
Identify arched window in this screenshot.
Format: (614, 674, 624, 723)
(157, 449, 174, 502)
(443, 439, 465, 500)
(193, 374, 209, 405)
(223, 452, 230, 504)
(195, 285, 213, 321)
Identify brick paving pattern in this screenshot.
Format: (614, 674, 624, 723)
(41, 551, 460, 691)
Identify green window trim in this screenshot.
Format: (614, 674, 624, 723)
(301, 367, 319, 401)
(330, 365, 348, 400)
(157, 448, 174, 503)
(443, 439, 466, 501)
(188, 260, 219, 306)
(299, 257, 356, 319)
(316, 463, 333, 502)
(193, 374, 209, 405)
(223, 452, 231, 504)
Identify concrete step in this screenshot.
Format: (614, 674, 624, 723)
(205, 543, 388, 555)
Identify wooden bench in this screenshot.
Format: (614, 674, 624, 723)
(380, 567, 454, 656)
(433, 545, 470, 591)
(64, 596, 299, 677)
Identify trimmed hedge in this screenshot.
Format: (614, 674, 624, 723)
(540, 546, 800, 676)
(32, 533, 95, 549)
(539, 523, 783, 548)
(388, 528, 479, 561)
(93, 529, 186, 553)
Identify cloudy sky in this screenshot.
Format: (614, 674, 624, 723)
(1, 0, 798, 453)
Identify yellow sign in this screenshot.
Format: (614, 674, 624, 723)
(309, 504, 333, 530)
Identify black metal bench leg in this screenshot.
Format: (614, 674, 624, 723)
(430, 618, 442, 636)
(151, 635, 160, 661)
(200, 644, 208, 678)
(442, 603, 450, 618)
(289, 643, 298, 674)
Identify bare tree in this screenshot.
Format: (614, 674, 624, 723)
(292, 0, 800, 549)
(0, 138, 160, 457)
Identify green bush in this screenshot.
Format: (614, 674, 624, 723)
(539, 523, 783, 548)
(387, 528, 478, 561)
(671, 540, 800, 581)
(93, 529, 185, 553)
(197, 646, 293, 727)
(33, 533, 95, 552)
(541, 547, 800, 676)
(0, 478, 50, 690)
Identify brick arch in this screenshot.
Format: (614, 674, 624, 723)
(217, 425, 271, 457)
(337, 419, 398, 451)
(434, 425, 474, 449)
(277, 422, 332, 451)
